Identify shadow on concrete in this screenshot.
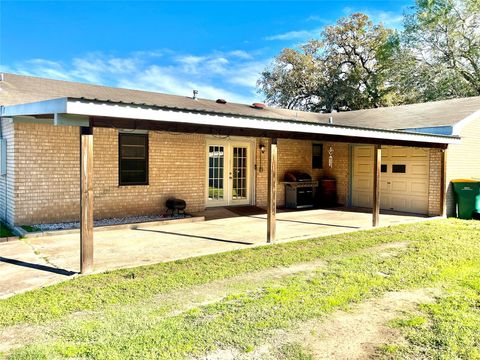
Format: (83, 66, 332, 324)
(244, 215, 361, 229)
(0, 257, 76, 276)
(134, 228, 254, 245)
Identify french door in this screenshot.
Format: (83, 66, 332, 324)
(206, 140, 253, 206)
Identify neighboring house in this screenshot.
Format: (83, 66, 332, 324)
(0, 73, 479, 227)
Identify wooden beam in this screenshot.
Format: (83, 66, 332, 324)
(372, 145, 382, 227)
(440, 148, 448, 217)
(80, 126, 94, 273)
(267, 138, 278, 243)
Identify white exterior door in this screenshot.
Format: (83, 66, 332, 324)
(352, 145, 430, 214)
(206, 139, 253, 207)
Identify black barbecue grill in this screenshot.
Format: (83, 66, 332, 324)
(284, 172, 319, 209)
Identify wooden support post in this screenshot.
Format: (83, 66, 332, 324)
(440, 148, 448, 217)
(372, 144, 381, 227)
(267, 138, 278, 243)
(80, 126, 94, 273)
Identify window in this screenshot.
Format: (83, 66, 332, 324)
(381, 164, 387, 173)
(119, 133, 148, 185)
(312, 143, 323, 169)
(392, 164, 406, 173)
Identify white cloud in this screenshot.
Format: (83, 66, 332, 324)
(342, 7, 404, 29)
(5, 49, 268, 104)
(305, 15, 332, 23)
(205, 57, 229, 74)
(131, 49, 166, 58)
(264, 28, 322, 41)
(265, 8, 404, 44)
(228, 50, 253, 59)
(17, 59, 73, 81)
(225, 60, 269, 88)
(117, 64, 254, 104)
(176, 55, 206, 74)
(369, 10, 404, 28)
(176, 55, 205, 65)
(118, 65, 192, 96)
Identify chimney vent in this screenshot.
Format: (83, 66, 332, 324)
(251, 102, 266, 109)
(192, 89, 199, 100)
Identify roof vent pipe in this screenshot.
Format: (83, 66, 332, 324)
(251, 103, 266, 109)
(328, 116, 333, 124)
(192, 89, 198, 100)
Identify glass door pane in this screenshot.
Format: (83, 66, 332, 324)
(208, 145, 225, 201)
(232, 146, 247, 200)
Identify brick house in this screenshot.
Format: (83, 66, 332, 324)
(0, 73, 479, 230)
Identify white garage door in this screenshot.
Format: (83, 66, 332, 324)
(352, 146, 430, 214)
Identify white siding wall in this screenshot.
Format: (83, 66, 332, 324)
(0, 119, 15, 225)
(446, 118, 480, 216)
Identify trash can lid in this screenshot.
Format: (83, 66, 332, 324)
(451, 179, 480, 183)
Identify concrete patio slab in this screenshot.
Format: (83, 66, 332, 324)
(0, 240, 75, 299)
(0, 208, 434, 298)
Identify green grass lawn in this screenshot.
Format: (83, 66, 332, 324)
(1, 219, 480, 359)
(380, 274, 480, 359)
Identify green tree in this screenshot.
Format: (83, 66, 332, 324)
(258, 14, 402, 112)
(403, 0, 480, 99)
(257, 44, 323, 110)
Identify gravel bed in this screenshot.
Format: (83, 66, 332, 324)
(31, 214, 192, 232)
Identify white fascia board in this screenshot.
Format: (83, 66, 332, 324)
(452, 109, 480, 135)
(66, 99, 460, 145)
(0, 98, 67, 117)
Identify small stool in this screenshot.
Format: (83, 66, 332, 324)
(166, 198, 186, 217)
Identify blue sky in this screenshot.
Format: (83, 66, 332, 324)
(0, 0, 412, 104)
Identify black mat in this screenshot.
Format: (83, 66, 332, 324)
(226, 206, 267, 216)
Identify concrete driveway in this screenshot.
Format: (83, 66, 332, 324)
(0, 208, 432, 298)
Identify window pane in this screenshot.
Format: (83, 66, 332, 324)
(121, 134, 146, 146)
(120, 170, 147, 184)
(121, 159, 146, 172)
(381, 164, 387, 173)
(313, 144, 323, 156)
(119, 133, 148, 185)
(121, 145, 146, 159)
(208, 145, 225, 200)
(312, 144, 323, 169)
(392, 164, 406, 173)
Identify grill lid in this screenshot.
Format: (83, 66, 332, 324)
(284, 172, 312, 182)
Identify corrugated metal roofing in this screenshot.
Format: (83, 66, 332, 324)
(1, 72, 479, 130)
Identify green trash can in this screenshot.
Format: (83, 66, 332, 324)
(452, 179, 480, 219)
